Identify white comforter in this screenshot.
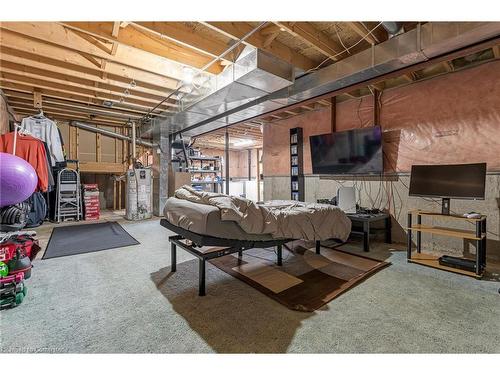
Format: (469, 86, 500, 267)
(174, 186, 351, 241)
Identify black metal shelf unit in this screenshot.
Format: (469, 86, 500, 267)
(290, 127, 304, 201)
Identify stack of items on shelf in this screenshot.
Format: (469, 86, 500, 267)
(0, 231, 40, 309)
(83, 184, 100, 221)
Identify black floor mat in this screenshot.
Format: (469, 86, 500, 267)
(43, 221, 140, 259)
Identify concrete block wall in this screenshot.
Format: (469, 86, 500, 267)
(263, 174, 500, 261)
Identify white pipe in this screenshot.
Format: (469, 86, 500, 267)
(131, 121, 137, 160)
(70, 121, 157, 148)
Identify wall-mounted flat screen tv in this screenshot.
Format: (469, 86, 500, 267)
(309, 126, 383, 174)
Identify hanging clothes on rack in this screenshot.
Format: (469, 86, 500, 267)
(20, 114, 65, 166)
(0, 131, 49, 192)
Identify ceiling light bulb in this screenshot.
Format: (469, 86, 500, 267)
(182, 67, 195, 85)
(233, 139, 254, 147)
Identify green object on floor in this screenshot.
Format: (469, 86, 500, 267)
(0, 262, 8, 277)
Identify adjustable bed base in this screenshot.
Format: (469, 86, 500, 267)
(161, 218, 322, 296)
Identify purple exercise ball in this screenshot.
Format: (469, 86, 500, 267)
(0, 152, 37, 207)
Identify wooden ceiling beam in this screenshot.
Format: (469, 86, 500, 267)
(14, 107, 130, 127)
(0, 23, 190, 81)
(274, 22, 341, 60)
(346, 22, 378, 45)
(132, 22, 233, 61)
(7, 97, 143, 121)
(0, 72, 174, 111)
(260, 24, 282, 48)
(0, 28, 185, 94)
(61, 22, 223, 74)
(493, 45, 500, 58)
(12, 104, 127, 126)
(0, 50, 177, 99)
(0, 81, 170, 116)
(0, 59, 178, 107)
(201, 22, 317, 72)
(3, 89, 166, 119)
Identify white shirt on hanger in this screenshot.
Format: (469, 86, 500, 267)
(21, 116, 65, 165)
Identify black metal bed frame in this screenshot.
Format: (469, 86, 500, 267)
(160, 218, 322, 296)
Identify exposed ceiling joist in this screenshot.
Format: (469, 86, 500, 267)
(2, 89, 166, 119)
(0, 59, 177, 107)
(0, 38, 183, 96)
(275, 22, 342, 60)
(0, 72, 175, 111)
(201, 22, 317, 71)
(346, 22, 378, 45)
(61, 22, 224, 74)
(0, 82, 168, 116)
(0, 23, 191, 81)
(132, 22, 234, 61)
(8, 96, 143, 121)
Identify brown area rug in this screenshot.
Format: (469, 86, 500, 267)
(210, 241, 390, 312)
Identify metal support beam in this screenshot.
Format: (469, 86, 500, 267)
(131, 121, 137, 161)
(225, 128, 230, 195)
(330, 96, 336, 132)
(70, 121, 157, 148)
(152, 121, 170, 216)
(248, 149, 252, 181)
(373, 88, 380, 125)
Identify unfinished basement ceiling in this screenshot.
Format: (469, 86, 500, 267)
(1, 21, 498, 137)
(0, 21, 412, 126)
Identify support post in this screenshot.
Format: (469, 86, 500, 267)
(416, 214, 422, 253)
(225, 128, 230, 195)
(248, 149, 252, 181)
(373, 88, 380, 125)
(475, 221, 481, 276)
(330, 96, 336, 132)
(171, 242, 177, 272)
(407, 212, 412, 259)
(277, 244, 283, 266)
(153, 120, 170, 216)
(199, 259, 206, 296)
(256, 148, 261, 201)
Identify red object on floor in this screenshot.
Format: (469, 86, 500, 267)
(0, 235, 41, 262)
(83, 184, 101, 220)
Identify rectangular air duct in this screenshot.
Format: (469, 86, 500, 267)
(153, 22, 500, 137)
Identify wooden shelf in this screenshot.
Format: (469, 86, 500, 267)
(410, 210, 485, 222)
(189, 156, 220, 161)
(408, 224, 484, 240)
(189, 169, 219, 173)
(409, 252, 481, 278)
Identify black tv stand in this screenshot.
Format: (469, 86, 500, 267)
(441, 198, 451, 215)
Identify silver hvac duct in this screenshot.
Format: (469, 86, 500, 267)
(70, 121, 157, 148)
(155, 47, 295, 135)
(172, 22, 500, 137)
(382, 22, 404, 37)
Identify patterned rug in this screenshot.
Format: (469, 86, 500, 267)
(210, 241, 390, 312)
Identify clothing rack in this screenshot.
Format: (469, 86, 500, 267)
(12, 123, 32, 156)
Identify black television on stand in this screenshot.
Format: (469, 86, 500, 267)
(309, 126, 383, 175)
(408, 163, 487, 215)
